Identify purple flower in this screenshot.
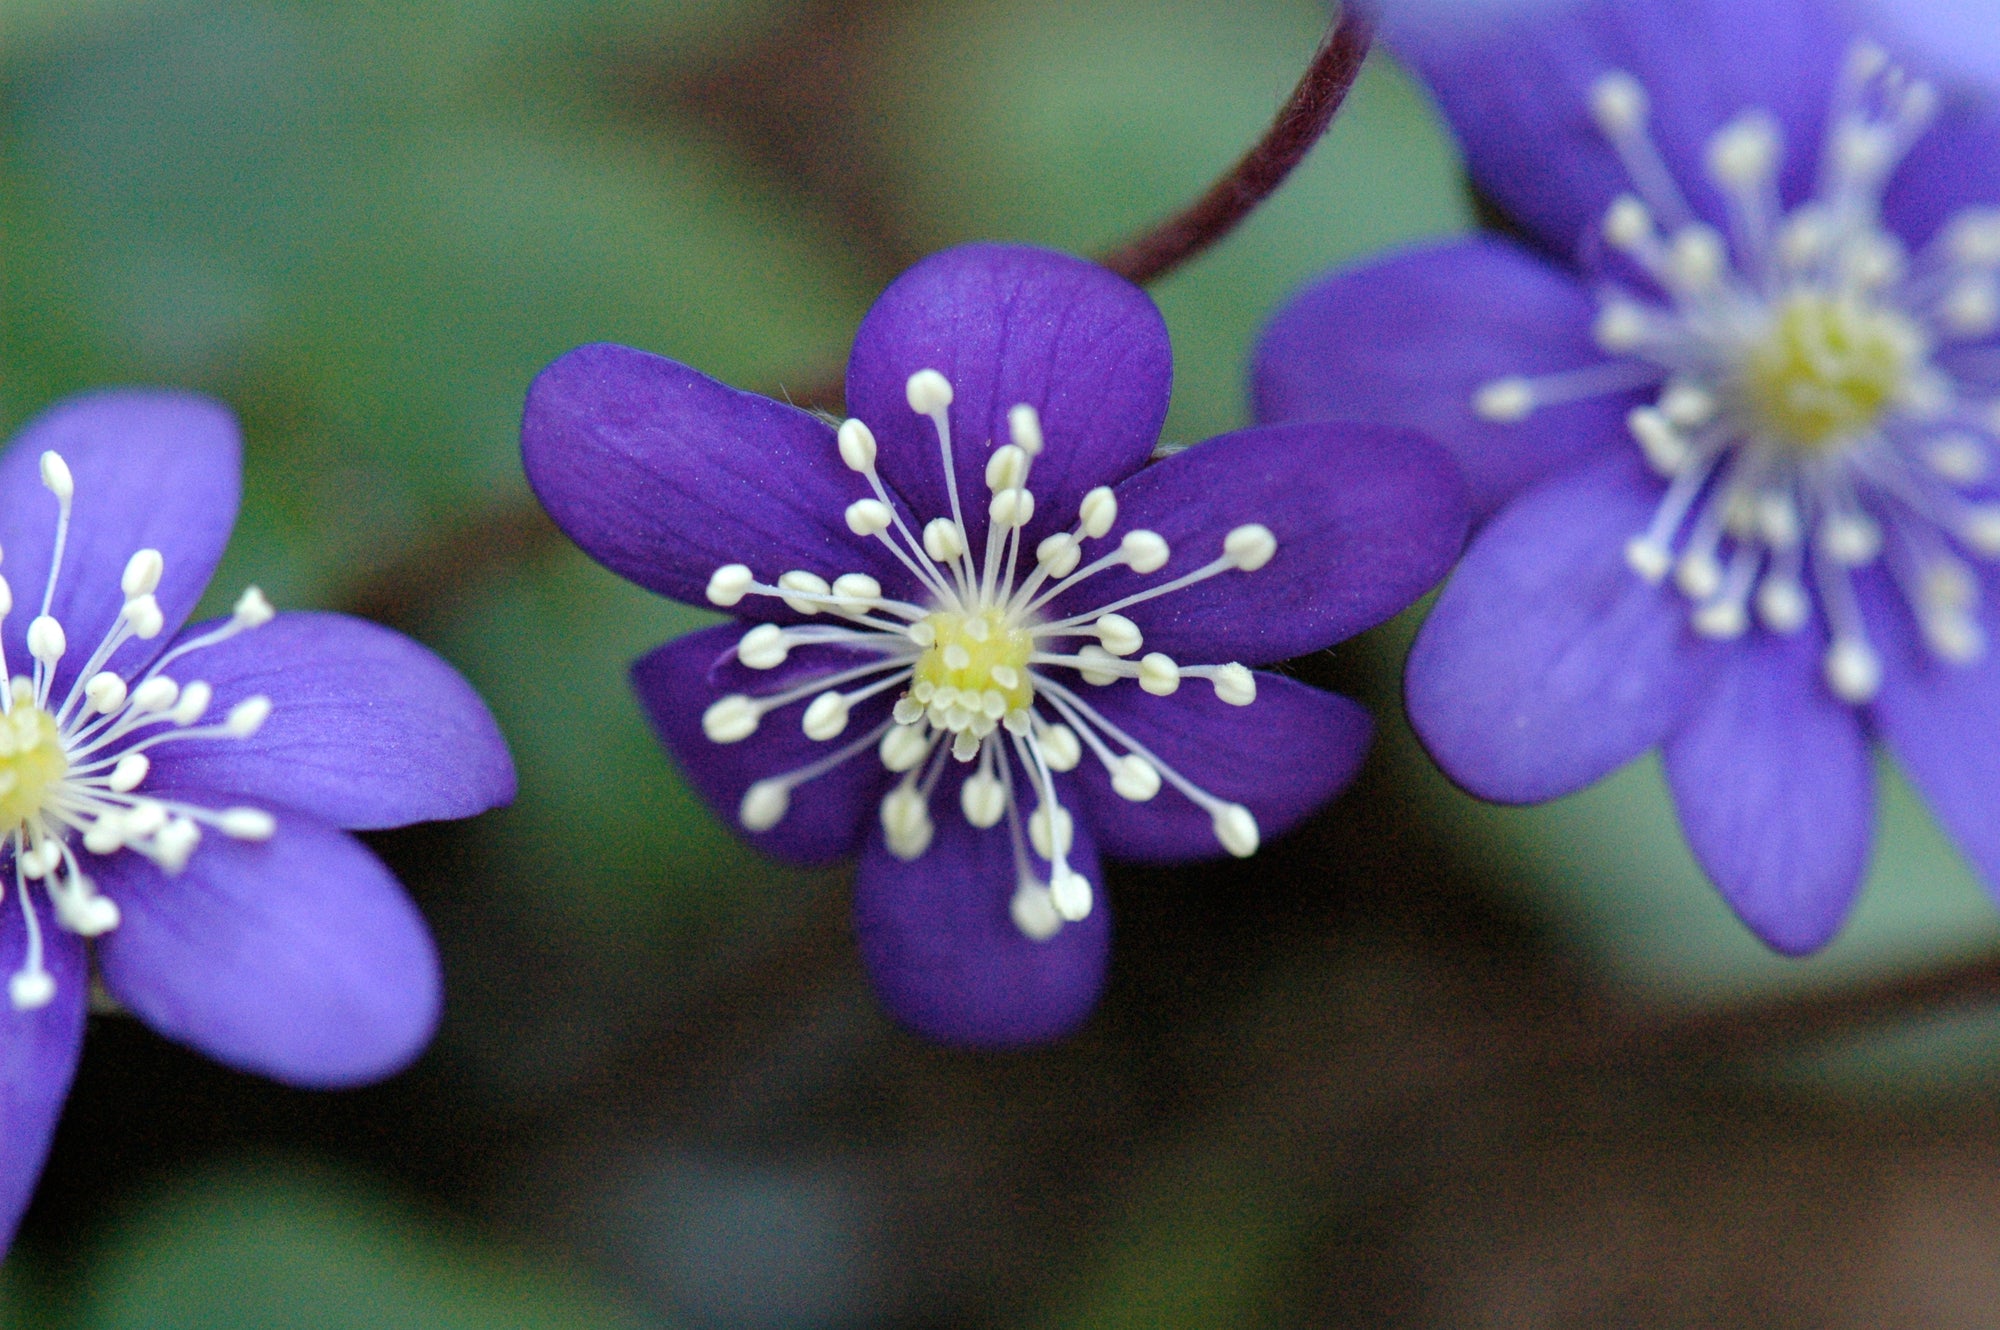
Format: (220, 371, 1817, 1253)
(523, 243, 1467, 1045)
(0, 391, 515, 1251)
(1255, 0, 2000, 953)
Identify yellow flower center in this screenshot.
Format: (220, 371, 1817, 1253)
(1738, 292, 1925, 451)
(0, 704, 66, 829)
(913, 608, 1035, 715)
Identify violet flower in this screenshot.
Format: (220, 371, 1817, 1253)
(0, 391, 515, 1252)
(523, 243, 1466, 1045)
(1255, 0, 2000, 952)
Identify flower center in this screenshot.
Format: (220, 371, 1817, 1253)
(1737, 291, 1923, 450)
(910, 609, 1034, 719)
(0, 702, 66, 829)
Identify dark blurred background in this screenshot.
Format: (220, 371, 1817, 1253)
(9, 1, 2000, 1325)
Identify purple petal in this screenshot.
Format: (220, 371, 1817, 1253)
(854, 778, 1108, 1047)
(0, 390, 240, 696)
(142, 612, 514, 830)
(0, 907, 85, 1256)
(1867, 568, 2000, 898)
(95, 815, 440, 1088)
(1406, 452, 1718, 802)
(1662, 623, 1874, 954)
(1392, 0, 1854, 259)
(1067, 672, 1371, 862)
(844, 244, 1171, 556)
(522, 343, 916, 615)
(1252, 237, 1632, 521)
(1059, 421, 1467, 665)
(1883, 90, 2000, 252)
(632, 624, 891, 866)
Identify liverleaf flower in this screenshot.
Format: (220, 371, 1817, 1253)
(1255, 0, 2000, 953)
(523, 243, 1468, 1045)
(0, 391, 516, 1253)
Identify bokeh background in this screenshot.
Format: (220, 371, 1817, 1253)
(9, 0, 2000, 1325)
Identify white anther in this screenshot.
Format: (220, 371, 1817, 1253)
(64, 894, 119, 938)
(1038, 723, 1081, 772)
(1007, 403, 1044, 455)
(1926, 435, 1988, 483)
(1111, 754, 1161, 802)
(801, 691, 850, 741)
(1075, 644, 1120, 686)
(108, 752, 150, 792)
(156, 817, 200, 873)
(985, 445, 1029, 492)
(1753, 494, 1801, 548)
(224, 694, 271, 737)
(1928, 611, 1987, 663)
(130, 676, 178, 713)
(1821, 512, 1883, 565)
(1138, 652, 1180, 696)
(1693, 598, 1748, 639)
(831, 573, 881, 611)
(1625, 537, 1672, 584)
(881, 785, 934, 860)
(1213, 804, 1260, 858)
(739, 780, 790, 832)
(1706, 112, 1780, 189)
(1094, 613, 1143, 656)
(846, 498, 893, 537)
(1120, 530, 1169, 574)
(1925, 561, 1978, 613)
(1948, 208, 2000, 266)
(121, 548, 165, 599)
(1078, 487, 1118, 539)
(1675, 551, 1722, 600)
(942, 643, 972, 670)
(1208, 662, 1256, 707)
(1050, 869, 1092, 922)
(82, 816, 123, 856)
(0, 575, 12, 618)
(1848, 39, 1890, 80)
(1010, 883, 1063, 940)
(1223, 523, 1277, 572)
(1825, 637, 1883, 703)
(702, 694, 759, 743)
(1590, 71, 1648, 134)
(906, 621, 937, 649)
(1626, 407, 1688, 474)
(990, 664, 1020, 690)
(1603, 195, 1654, 250)
(1756, 578, 1810, 633)
(706, 564, 754, 608)
(38, 452, 72, 501)
(905, 369, 953, 414)
(1035, 532, 1081, 577)
(837, 418, 878, 472)
(231, 585, 275, 627)
(171, 680, 212, 725)
(9, 970, 54, 1011)
(776, 570, 831, 616)
(218, 807, 277, 840)
(120, 594, 163, 640)
(1835, 120, 1895, 183)
(84, 671, 127, 715)
(738, 623, 789, 670)
(1659, 383, 1716, 427)
(960, 771, 1007, 828)
(1667, 225, 1726, 289)
(922, 518, 965, 564)
(25, 615, 64, 665)
(1593, 302, 1650, 352)
(1962, 504, 2000, 555)
(1473, 377, 1536, 423)
(1944, 277, 2000, 336)
(989, 487, 1035, 529)
(123, 801, 167, 838)
(1028, 802, 1074, 860)
(879, 723, 929, 771)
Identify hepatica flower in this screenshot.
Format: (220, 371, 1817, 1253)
(523, 243, 1465, 1044)
(1257, 0, 2000, 951)
(0, 391, 514, 1251)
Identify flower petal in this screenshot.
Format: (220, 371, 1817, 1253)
(1067, 672, 1371, 862)
(1662, 623, 1874, 955)
(1867, 569, 2000, 898)
(844, 244, 1171, 557)
(854, 780, 1108, 1047)
(0, 390, 240, 695)
(0, 908, 85, 1256)
(1392, 0, 1854, 259)
(632, 624, 891, 866)
(1059, 421, 1466, 665)
(1252, 237, 1631, 521)
(1884, 91, 2000, 253)
(522, 343, 915, 614)
(94, 815, 440, 1088)
(1406, 452, 1718, 802)
(141, 611, 514, 830)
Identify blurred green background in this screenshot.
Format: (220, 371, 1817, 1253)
(8, 1, 2000, 1326)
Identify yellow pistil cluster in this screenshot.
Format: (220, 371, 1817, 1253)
(911, 608, 1034, 717)
(0, 700, 66, 830)
(1737, 292, 1925, 451)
